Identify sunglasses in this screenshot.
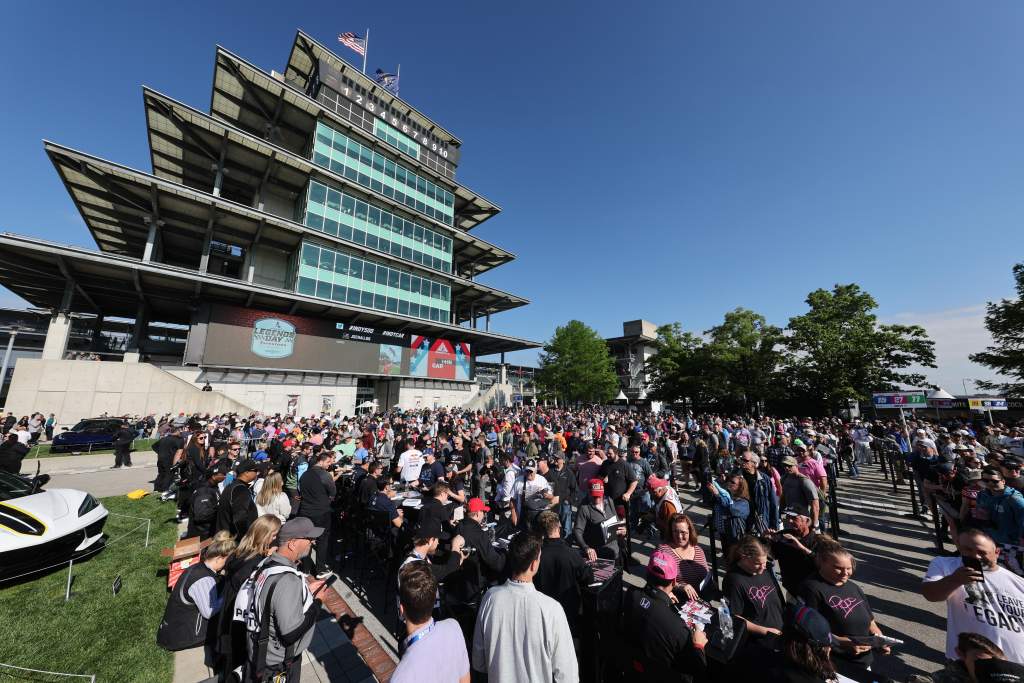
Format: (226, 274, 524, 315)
(982, 478, 1002, 484)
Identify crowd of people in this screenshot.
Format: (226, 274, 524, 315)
(9, 402, 1024, 682)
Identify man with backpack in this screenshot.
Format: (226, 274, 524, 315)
(245, 518, 328, 682)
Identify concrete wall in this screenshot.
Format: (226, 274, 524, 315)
(397, 379, 478, 411)
(161, 367, 359, 418)
(251, 245, 291, 290)
(4, 359, 255, 427)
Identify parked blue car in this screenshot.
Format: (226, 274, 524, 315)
(50, 418, 125, 454)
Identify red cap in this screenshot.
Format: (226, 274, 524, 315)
(647, 474, 670, 491)
(467, 498, 490, 513)
(589, 478, 605, 497)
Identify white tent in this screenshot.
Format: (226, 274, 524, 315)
(356, 401, 376, 409)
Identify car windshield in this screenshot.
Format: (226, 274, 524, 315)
(70, 419, 113, 432)
(0, 471, 35, 502)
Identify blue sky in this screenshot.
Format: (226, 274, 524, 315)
(1, 1, 1022, 391)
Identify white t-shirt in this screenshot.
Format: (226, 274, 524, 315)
(397, 449, 424, 483)
(924, 556, 1024, 662)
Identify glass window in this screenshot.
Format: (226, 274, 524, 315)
(431, 282, 441, 299)
(388, 269, 399, 289)
(319, 250, 334, 272)
(398, 300, 409, 316)
(340, 223, 353, 241)
(332, 284, 347, 302)
(316, 280, 332, 299)
(302, 243, 319, 267)
(306, 213, 324, 230)
(309, 181, 327, 205)
(360, 291, 373, 307)
(298, 277, 316, 295)
(347, 288, 360, 305)
(402, 246, 413, 261)
(334, 253, 348, 273)
(379, 238, 390, 253)
(326, 189, 341, 212)
(366, 233, 378, 250)
(341, 194, 355, 216)
(353, 229, 366, 244)
(363, 262, 375, 282)
(411, 276, 421, 293)
(400, 273, 410, 291)
(374, 293, 386, 310)
(421, 279, 430, 296)
(323, 218, 338, 237)
(355, 201, 368, 222)
(350, 259, 363, 279)
(375, 266, 387, 285)
(410, 303, 420, 318)
(386, 297, 398, 313)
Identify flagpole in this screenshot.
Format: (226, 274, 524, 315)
(362, 27, 369, 74)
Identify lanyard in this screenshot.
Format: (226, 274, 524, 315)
(405, 620, 435, 649)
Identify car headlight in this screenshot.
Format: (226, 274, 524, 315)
(78, 494, 99, 516)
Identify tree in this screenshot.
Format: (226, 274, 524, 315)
(705, 308, 785, 413)
(645, 323, 716, 409)
(783, 284, 936, 412)
(970, 263, 1024, 396)
(535, 320, 619, 404)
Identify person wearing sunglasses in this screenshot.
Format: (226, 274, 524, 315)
(976, 467, 1024, 547)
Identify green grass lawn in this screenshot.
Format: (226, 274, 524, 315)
(26, 438, 159, 459)
(0, 494, 180, 682)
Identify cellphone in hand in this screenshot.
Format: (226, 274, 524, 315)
(312, 574, 338, 597)
(962, 556, 984, 572)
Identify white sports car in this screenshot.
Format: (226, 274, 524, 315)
(0, 470, 108, 580)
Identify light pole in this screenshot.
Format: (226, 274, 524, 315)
(0, 327, 19, 401)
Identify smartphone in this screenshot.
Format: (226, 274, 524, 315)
(312, 574, 338, 597)
(962, 556, 984, 572)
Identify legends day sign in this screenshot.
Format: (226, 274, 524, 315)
(872, 391, 927, 408)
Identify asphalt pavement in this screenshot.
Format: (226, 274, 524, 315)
(30, 450, 159, 498)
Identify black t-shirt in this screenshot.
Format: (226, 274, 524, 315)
(771, 531, 819, 597)
(600, 457, 636, 501)
(798, 576, 875, 665)
(723, 568, 784, 634)
(446, 447, 466, 471)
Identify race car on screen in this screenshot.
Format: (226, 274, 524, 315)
(0, 469, 108, 580)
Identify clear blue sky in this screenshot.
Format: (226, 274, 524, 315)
(1, 1, 1022, 383)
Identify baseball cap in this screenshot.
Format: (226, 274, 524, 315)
(647, 474, 670, 491)
(236, 459, 260, 474)
(789, 602, 832, 647)
(525, 458, 538, 472)
(589, 478, 605, 498)
(1003, 457, 1023, 469)
(976, 658, 1024, 683)
(935, 462, 955, 475)
(467, 497, 490, 513)
(416, 518, 444, 540)
(275, 517, 324, 545)
(783, 504, 811, 519)
(423, 447, 435, 456)
(781, 456, 799, 467)
(646, 549, 680, 582)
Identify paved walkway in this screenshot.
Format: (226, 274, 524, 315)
(31, 451, 158, 498)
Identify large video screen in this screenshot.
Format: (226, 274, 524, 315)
(199, 305, 472, 380)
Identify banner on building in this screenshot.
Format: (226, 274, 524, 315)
(198, 304, 472, 380)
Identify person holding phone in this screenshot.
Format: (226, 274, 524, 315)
(923, 528, 1024, 665)
(768, 505, 821, 598)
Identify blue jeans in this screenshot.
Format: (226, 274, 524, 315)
(559, 501, 573, 538)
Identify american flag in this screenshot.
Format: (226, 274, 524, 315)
(338, 32, 366, 56)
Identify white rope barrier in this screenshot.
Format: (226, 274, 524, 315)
(0, 662, 95, 681)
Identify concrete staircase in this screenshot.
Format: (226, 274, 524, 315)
(4, 359, 255, 426)
(463, 382, 514, 412)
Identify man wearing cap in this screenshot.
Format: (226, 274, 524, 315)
(622, 549, 708, 679)
(299, 450, 342, 575)
(780, 455, 820, 530)
(186, 459, 229, 540)
(450, 498, 506, 604)
(519, 459, 556, 530)
(416, 448, 446, 489)
(153, 426, 185, 493)
(401, 517, 465, 583)
(649, 473, 681, 540)
(769, 505, 820, 597)
(246, 518, 329, 681)
(573, 479, 626, 562)
(216, 459, 260, 541)
(542, 452, 577, 538)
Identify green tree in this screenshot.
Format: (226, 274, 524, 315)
(535, 320, 619, 404)
(645, 323, 717, 409)
(705, 308, 785, 412)
(783, 284, 936, 412)
(970, 263, 1024, 396)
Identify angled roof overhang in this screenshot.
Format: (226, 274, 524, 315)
(0, 233, 539, 356)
